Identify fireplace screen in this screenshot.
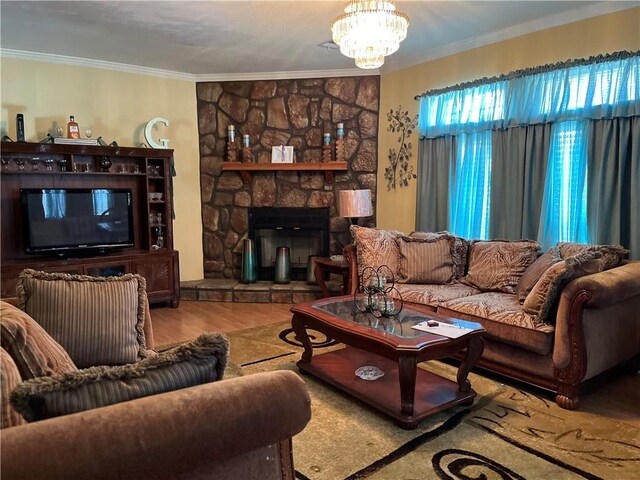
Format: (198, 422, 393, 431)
(249, 207, 329, 281)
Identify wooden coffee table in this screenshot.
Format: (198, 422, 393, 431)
(291, 295, 485, 430)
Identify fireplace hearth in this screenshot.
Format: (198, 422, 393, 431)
(249, 207, 329, 281)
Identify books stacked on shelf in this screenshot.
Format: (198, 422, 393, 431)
(53, 138, 99, 146)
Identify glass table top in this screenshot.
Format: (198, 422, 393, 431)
(311, 296, 479, 339)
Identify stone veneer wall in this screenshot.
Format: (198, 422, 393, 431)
(196, 76, 379, 279)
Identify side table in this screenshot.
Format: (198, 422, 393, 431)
(313, 257, 350, 298)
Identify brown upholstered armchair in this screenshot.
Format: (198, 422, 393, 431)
(1, 271, 311, 480)
(2, 370, 311, 480)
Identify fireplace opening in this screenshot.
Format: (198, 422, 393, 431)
(248, 207, 329, 281)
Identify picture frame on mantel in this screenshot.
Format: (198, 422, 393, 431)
(271, 145, 294, 163)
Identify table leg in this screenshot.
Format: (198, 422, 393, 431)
(314, 262, 330, 298)
(341, 270, 350, 295)
(398, 354, 418, 416)
(291, 313, 313, 363)
(457, 336, 484, 393)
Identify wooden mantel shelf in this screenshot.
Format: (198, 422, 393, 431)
(221, 161, 348, 183)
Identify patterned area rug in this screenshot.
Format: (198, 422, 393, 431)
(226, 322, 640, 480)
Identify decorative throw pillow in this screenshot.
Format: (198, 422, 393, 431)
(410, 231, 468, 278)
(351, 225, 404, 285)
(10, 332, 229, 422)
(523, 249, 608, 323)
(556, 242, 628, 269)
(1, 348, 27, 428)
(396, 236, 455, 284)
(0, 301, 77, 379)
(462, 240, 541, 293)
(17, 269, 148, 368)
(515, 247, 562, 303)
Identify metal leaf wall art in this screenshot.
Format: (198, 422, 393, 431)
(385, 106, 418, 191)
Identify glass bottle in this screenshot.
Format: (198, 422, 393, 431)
(66, 116, 80, 139)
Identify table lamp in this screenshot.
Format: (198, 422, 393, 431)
(339, 189, 373, 225)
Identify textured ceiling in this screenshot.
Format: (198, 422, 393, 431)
(1, 1, 636, 78)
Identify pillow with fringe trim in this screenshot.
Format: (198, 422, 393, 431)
(523, 249, 609, 324)
(461, 240, 541, 294)
(409, 231, 468, 279)
(17, 269, 148, 368)
(556, 242, 628, 268)
(10, 333, 229, 422)
(1, 348, 27, 428)
(396, 235, 456, 284)
(350, 225, 404, 286)
(515, 247, 563, 304)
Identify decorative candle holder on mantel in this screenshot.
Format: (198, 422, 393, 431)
(226, 125, 238, 162)
(354, 266, 403, 318)
(322, 144, 332, 163)
(335, 123, 345, 162)
(226, 142, 238, 162)
(335, 138, 345, 162)
(241, 146, 253, 163)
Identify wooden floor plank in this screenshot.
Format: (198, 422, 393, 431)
(150, 300, 292, 346)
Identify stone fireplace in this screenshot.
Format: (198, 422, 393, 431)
(249, 207, 329, 281)
(196, 75, 380, 280)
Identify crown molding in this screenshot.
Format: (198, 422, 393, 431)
(194, 68, 376, 82)
(0, 49, 376, 82)
(0, 49, 197, 81)
(381, 1, 638, 74)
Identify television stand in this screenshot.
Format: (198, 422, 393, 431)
(0, 142, 180, 306)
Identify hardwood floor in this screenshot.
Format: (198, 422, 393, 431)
(150, 300, 639, 428)
(150, 300, 292, 346)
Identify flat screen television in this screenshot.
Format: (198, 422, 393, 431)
(21, 188, 134, 256)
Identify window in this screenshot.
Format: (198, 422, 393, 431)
(538, 121, 589, 247)
(449, 131, 491, 239)
(418, 53, 638, 247)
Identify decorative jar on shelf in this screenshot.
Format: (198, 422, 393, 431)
(100, 156, 112, 172)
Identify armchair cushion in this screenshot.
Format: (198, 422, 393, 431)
(1, 348, 26, 428)
(17, 269, 149, 368)
(10, 332, 229, 422)
(0, 301, 76, 379)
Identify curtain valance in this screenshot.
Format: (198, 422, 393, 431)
(418, 51, 640, 139)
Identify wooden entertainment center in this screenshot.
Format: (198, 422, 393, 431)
(0, 142, 179, 307)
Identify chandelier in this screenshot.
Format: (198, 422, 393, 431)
(331, 0, 409, 69)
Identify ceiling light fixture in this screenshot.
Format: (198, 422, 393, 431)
(331, 0, 409, 70)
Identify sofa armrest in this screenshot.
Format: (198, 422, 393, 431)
(343, 243, 359, 294)
(553, 262, 640, 398)
(1, 370, 311, 480)
(562, 261, 640, 309)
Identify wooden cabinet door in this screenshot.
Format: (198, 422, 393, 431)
(84, 261, 131, 278)
(131, 251, 179, 303)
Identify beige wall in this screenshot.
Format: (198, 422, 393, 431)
(0, 58, 203, 281)
(2, 7, 638, 280)
(377, 7, 640, 233)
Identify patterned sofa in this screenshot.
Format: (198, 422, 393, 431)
(343, 226, 640, 410)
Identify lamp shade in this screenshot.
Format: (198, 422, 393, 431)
(339, 189, 373, 218)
